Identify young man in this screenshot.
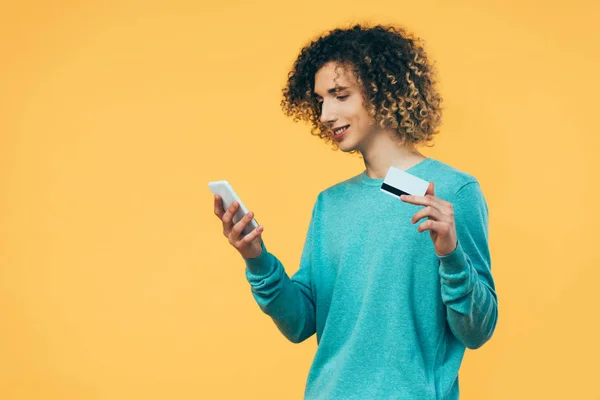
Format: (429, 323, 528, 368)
(213, 23, 498, 399)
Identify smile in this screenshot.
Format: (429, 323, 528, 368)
(334, 125, 349, 135)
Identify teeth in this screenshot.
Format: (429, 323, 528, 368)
(334, 126, 348, 135)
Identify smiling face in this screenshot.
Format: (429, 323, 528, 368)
(313, 62, 377, 153)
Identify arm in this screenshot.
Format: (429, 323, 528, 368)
(243, 198, 319, 344)
(437, 181, 498, 349)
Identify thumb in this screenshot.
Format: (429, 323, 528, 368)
(426, 181, 435, 196)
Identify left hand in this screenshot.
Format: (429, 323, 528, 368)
(400, 181, 458, 257)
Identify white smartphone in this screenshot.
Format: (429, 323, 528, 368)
(208, 180, 259, 237)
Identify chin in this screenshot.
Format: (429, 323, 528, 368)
(338, 144, 357, 154)
(339, 144, 352, 152)
(336, 136, 359, 152)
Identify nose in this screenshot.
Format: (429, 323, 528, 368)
(319, 101, 337, 128)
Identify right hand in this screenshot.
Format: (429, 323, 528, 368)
(213, 194, 264, 259)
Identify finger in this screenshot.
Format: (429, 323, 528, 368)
(411, 206, 451, 224)
(240, 224, 264, 245)
(427, 188, 452, 208)
(214, 195, 225, 219)
(221, 201, 239, 236)
(417, 219, 450, 234)
(401, 194, 444, 209)
(230, 211, 255, 242)
(400, 194, 452, 211)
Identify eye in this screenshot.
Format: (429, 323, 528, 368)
(337, 95, 349, 100)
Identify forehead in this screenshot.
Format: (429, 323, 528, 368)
(314, 62, 357, 94)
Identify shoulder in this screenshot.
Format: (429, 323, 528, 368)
(424, 158, 480, 196)
(390, 158, 486, 209)
(426, 159, 488, 215)
(315, 172, 364, 201)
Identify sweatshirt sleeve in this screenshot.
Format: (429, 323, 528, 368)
(242, 196, 319, 344)
(437, 181, 498, 349)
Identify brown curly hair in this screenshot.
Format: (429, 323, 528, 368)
(281, 23, 443, 154)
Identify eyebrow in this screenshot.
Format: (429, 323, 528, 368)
(313, 86, 350, 97)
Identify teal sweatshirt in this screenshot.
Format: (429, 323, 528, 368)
(243, 157, 498, 399)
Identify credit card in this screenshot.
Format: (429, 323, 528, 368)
(380, 165, 429, 199)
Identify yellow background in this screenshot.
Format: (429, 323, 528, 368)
(1, 0, 598, 399)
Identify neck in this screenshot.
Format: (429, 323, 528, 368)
(361, 132, 426, 179)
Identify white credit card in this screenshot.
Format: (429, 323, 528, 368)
(380, 165, 429, 199)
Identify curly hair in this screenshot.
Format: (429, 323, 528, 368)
(281, 23, 444, 154)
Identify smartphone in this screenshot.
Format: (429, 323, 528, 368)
(208, 180, 259, 237)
